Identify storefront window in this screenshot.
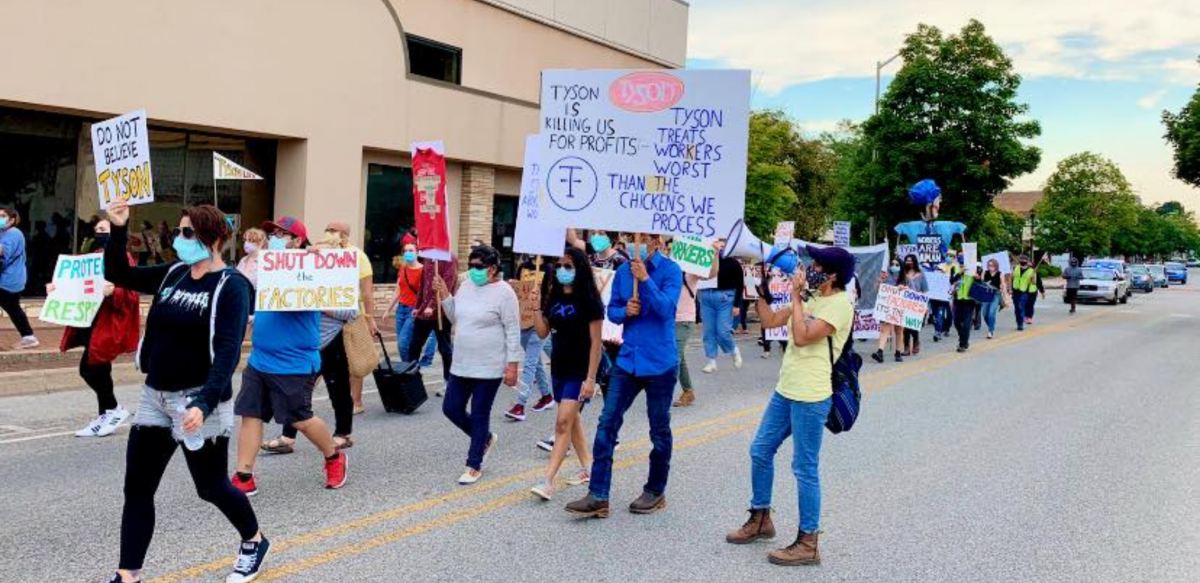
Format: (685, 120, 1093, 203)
(365, 164, 414, 284)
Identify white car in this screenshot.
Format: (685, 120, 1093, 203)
(1076, 268, 1130, 305)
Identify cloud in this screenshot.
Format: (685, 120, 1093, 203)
(1137, 89, 1168, 109)
(1163, 58, 1200, 86)
(688, 0, 1200, 94)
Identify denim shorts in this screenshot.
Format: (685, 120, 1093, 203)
(131, 385, 235, 443)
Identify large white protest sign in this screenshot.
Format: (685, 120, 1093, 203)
(513, 135, 566, 258)
(962, 242, 979, 273)
(983, 251, 1012, 274)
(917, 234, 943, 266)
(91, 110, 154, 210)
(40, 255, 106, 327)
(773, 221, 795, 247)
(834, 221, 851, 247)
(669, 235, 716, 277)
(256, 250, 361, 312)
(538, 69, 751, 238)
(873, 284, 930, 331)
(593, 268, 623, 343)
(852, 309, 881, 340)
(924, 269, 951, 301)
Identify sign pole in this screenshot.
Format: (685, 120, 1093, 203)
(632, 234, 641, 302)
(435, 259, 443, 331)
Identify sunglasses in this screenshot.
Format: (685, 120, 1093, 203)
(468, 263, 489, 270)
(172, 226, 196, 239)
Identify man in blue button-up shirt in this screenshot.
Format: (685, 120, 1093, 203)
(567, 234, 681, 518)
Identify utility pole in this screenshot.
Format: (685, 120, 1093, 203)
(871, 53, 901, 247)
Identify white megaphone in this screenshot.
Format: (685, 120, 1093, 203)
(721, 219, 800, 274)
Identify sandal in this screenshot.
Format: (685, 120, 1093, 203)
(260, 437, 295, 455)
(334, 435, 355, 450)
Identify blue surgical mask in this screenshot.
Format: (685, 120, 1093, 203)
(632, 243, 649, 261)
(0, 218, 8, 229)
(403, 251, 417, 263)
(889, 265, 900, 274)
(268, 236, 289, 250)
(468, 268, 489, 286)
(590, 235, 611, 253)
(556, 267, 576, 285)
(173, 236, 210, 266)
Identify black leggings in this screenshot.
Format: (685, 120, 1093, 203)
(283, 332, 353, 438)
(903, 328, 920, 352)
(81, 346, 117, 414)
(120, 427, 258, 570)
(0, 289, 34, 337)
(407, 316, 454, 381)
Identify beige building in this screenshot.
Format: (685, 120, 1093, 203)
(0, 0, 689, 289)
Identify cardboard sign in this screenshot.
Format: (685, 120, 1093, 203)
(924, 269, 951, 302)
(511, 279, 540, 329)
(255, 249, 362, 312)
(917, 234, 943, 266)
(669, 235, 716, 277)
(91, 110, 153, 210)
(852, 309, 881, 340)
(538, 69, 751, 238)
(982, 251, 1012, 275)
(962, 243, 979, 274)
(742, 263, 762, 299)
(40, 254, 106, 327)
(213, 153, 263, 180)
(764, 275, 792, 341)
(773, 221, 795, 247)
(873, 284, 930, 331)
(412, 141, 452, 261)
(513, 135, 566, 257)
(833, 221, 851, 247)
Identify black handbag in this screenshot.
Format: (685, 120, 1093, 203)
(372, 336, 427, 414)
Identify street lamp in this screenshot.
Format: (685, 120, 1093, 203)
(870, 53, 901, 246)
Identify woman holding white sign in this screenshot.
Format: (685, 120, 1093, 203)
(101, 199, 268, 583)
(899, 255, 928, 355)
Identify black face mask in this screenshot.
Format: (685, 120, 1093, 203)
(93, 234, 110, 248)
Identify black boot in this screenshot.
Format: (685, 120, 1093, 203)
(871, 349, 884, 363)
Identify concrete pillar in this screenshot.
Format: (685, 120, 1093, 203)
(458, 164, 495, 262)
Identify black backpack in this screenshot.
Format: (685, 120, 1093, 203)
(826, 335, 863, 434)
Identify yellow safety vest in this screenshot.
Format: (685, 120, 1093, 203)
(1013, 266, 1036, 293)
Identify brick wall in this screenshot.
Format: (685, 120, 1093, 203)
(459, 165, 495, 264)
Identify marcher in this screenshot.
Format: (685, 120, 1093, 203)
(231, 217, 348, 496)
(872, 259, 905, 363)
(101, 199, 267, 583)
(566, 234, 681, 518)
(506, 255, 555, 421)
(1012, 255, 1036, 331)
(408, 251, 457, 388)
(0, 206, 39, 349)
(950, 256, 976, 352)
(900, 255, 927, 355)
(235, 228, 265, 288)
(699, 246, 744, 373)
(433, 244, 522, 485)
(323, 222, 377, 414)
(529, 247, 603, 499)
(1025, 259, 1046, 325)
(57, 220, 141, 438)
(386, 236, 437, 367)
(725, 245, 855, 567)
(669, 239, 721, 407)
(1062, 257, 1083, 314)
(979, 259, 1004, 338)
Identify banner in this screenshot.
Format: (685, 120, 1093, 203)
(773, 221, 795, 247)
(40, 254, 106, 327)
(852, 309, 881, 340)
(983, 251, 1012, 274)
(834, 221, 851, 247)
(896, 244, 917, 261)
(213, 153, 263, 180)
(916, 234, 943, 266)
(793, 240, 888, 312)
(538, 69, 751, 238)
(593, 268, 623, 343)
(962, 242, 979, 273)
(255, 249, 362, 312)
(873, 283, 929, 331)
(513, 135, 566, 257)
(91, 109, 153, 210)
(763, 272, 792, 341)
(510, 279, 541, 329)
(412, 141, 452, 261)
(669, 235, 716, 277)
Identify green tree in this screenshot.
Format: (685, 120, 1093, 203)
(743, 110, 843, 240)
(844, 20, 1042, 241)
(1035, 152, 1139, 258)
(1162, 57, 1200, 189)
(975, 207, 1025, 254)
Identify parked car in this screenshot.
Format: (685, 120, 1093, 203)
(1084, 259, 1132, 299)
(1164, 262, 1188, 284)
(1075, 268, 1130, 305)
(1146, 264, 1169, 288)
(1127, 265, 1155, 293)
(1187, 258, 1200, 268)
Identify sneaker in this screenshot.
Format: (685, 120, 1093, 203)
(12, 336, 39, 350)
(893, 351, 904, 363)
(987, 332, 994, 339)
(96, 407, 131, 437)
(505, 404, 527, 422)
(531, 394, 556, 412)
(733, 348, 744, 369)
(106, 573, 138, 583)
(565, 468, 591, 486)
(701, 360, 717, 374)
(932, 333, 941, 342)
(565, 493, 610, 518)
(870, 349, 884, 363)
(231, 473, 258, 497)
(75, 412, 108, 438)
(435, 389, 444, 397)
(536, 437, 555, 452)
(760, 352, 771, 359)
(226, 537, 271, 583)
(956, 346, 968, 353)
(483, 432, 498, 464)
(458, 468, 481, 485)
(324, 452, 348, 490)
(530, 482, 554, 501)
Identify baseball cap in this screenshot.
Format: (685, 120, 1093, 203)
(805, 245, 856, 288)
(261, 216, 309, 244)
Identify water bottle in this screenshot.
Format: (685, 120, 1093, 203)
(176, 402, 205, 451)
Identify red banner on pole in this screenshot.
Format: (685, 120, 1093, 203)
(412, 141, 451, 260)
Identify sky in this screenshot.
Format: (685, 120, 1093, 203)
(685, 0, 1200, 208)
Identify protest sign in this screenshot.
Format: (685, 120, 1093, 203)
(924, 269, 951, 301)
(852, 309, 881, 340)
(873, 284, 929, 331)
(742, 263, 762, 299)
(834, 221, 851, 247)
(669, 235, 716, 277)
(983, 251, 1012, 274)
(593, 268, 623, 343)
(896, 244, 917, 261)
(773, 221, 795, 247)
(510, 279, 541, 329)
(764, 274, 792, 341)
(412, 141, 452, 261)
(513, 135, 566, 258)
(91, 110, 153, 210)
(40, 254, 106, 327)
(917, 234, 943, 266)
(255, 249, 361, 312)
(538, 69, 751, 238)
(213, 153, 263, 180)
(962, 242, 979, 273)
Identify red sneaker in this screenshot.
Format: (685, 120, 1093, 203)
(531, 394, 556, 412)
(231, 473, 258, 497)
(505, 404, 527, 421)
(324, 452, 348, 490)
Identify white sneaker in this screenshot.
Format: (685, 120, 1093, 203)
(701, 360, 718, 374)
(75, 413, 108, 438)
(733, 348, 744, 369)
(13, 336, 39, 350)
(530, 482, 554, 501)
(458, 469, 481, 485)
(565, 468, 591, 486)
(96, 407, 131, 437)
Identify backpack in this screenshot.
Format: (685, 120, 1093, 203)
(825, 334, 863, 434)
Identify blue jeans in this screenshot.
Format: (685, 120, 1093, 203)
(515, 328, 551, 406)
(929, 300, 951, 335)
(1013, 292, 1029, 329)
(395, 306, 436, 366)
(699, 289, 736, 359)
(981, 297, 999, 334)
(749, 392, 831, 533)
(589, 367, 676, 501)
(442, 375, 501, 470)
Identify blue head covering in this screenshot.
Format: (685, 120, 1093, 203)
(908, 179, 941, 206)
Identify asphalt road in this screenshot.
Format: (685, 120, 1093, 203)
(2, 277, 1197, 583)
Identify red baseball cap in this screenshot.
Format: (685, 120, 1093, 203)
(261, 216, 309, 244)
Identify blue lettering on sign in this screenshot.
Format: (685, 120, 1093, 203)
(546, 156, 598, 212)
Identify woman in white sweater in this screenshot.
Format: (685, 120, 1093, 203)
(433, 245, 522, 485)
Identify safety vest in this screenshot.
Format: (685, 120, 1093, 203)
(1013, 266, 1036, 293)
(953, 265, 975, 300)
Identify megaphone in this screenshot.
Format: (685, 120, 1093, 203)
(721, 219, 799, 275)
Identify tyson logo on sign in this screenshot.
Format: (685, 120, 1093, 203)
(609, 72, 685, 113)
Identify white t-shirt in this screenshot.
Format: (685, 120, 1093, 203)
(442, 281, 523, 379)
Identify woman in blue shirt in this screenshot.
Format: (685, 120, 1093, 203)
(0, 206, 39, 349)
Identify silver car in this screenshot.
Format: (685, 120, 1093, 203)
(1076, 268, 1130, 305)
(1147, 264, 1169, 288)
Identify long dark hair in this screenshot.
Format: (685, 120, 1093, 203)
(545, 247, 599, 309)
(903, 254, 920, 275)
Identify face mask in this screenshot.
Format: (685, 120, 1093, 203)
(889, 266, 900, 274)
(468, 268, 489, 286)
(556, 267, 576, 285)
(0, 218, 8, 229)
(806, 265, 832, 289)
(403, 251, 417, 263)
(590, 235, 611, 253)
(631, 243, 650, 261)
(93, 234, 110, 248)
(268, 236, 289, 250)
(243, 242, 258, 254)
(173, 236, 210, 266)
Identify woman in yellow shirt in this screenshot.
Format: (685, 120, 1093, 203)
(726, 246, 856, 567)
